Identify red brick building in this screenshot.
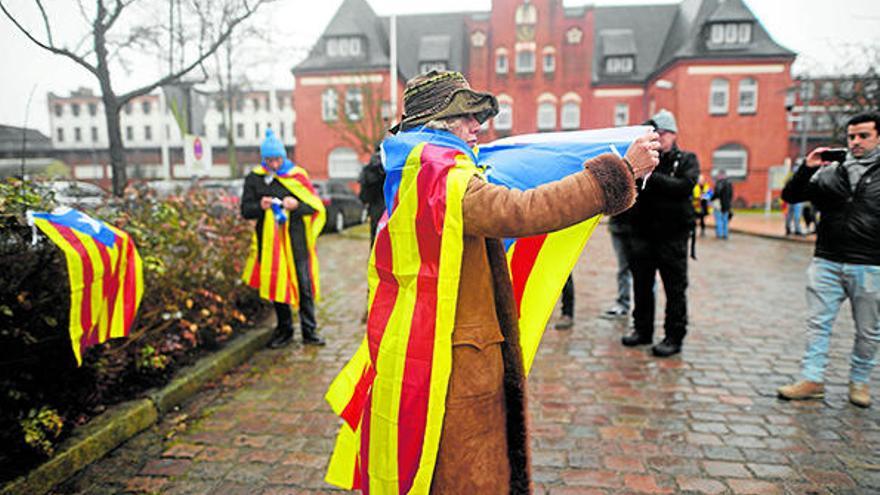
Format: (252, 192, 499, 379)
(293, 0, 796, 206)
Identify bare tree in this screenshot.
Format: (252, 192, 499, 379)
(1, 0, 271, 196)
(329, 84, 389, 157)
(812, 43, 880, 144)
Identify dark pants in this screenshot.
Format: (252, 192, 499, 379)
(273, 258, 317, 334)
(630, 233, 689, 343)
(561, 275, 574, 317)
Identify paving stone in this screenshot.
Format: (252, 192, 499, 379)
(727, 478, 784, 494)
(675, 476, 727, 494)
(702, 460, 752, 478)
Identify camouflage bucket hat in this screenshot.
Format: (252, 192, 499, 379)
(390, 70, 499, 133)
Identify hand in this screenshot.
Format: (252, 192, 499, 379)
(805, 147, 830, 168)
(624, 132, 661, 179)
(260, 196, 273, 210)
(282, 197, 299, 210)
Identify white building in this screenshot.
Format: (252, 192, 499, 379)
(47, 87, 295, 180)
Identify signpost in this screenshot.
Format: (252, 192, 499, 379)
(184, 134, 212, 177)
(765, 157, 791, 216)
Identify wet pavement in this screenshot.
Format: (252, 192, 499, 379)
(54, 225, 879, 495)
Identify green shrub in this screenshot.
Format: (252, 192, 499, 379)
(0, 178, 263, 481)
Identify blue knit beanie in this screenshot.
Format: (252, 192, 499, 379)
(260, 129, 286, 158)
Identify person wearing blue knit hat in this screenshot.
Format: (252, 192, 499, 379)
(240, 129, 327, 348)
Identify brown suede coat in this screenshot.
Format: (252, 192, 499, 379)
(429, 154, 636, 494)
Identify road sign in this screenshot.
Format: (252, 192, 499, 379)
(184, 134, 212, 176)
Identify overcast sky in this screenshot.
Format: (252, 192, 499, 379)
(1, 0, 878, 134)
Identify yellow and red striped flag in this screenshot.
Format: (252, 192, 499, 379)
(325, 126, 649, 493)
(241, 162, 326, 306)
(27, 207, 143, 366)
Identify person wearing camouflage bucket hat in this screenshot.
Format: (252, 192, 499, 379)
(391, 70, 498, 134)
(325, 69, 661, 494)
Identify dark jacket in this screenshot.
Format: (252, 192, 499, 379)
(782, 158, 880, 265)
(358, 150, 386, 218)
(712, 177, 734, 212)
(627, 145, 700, 237)
(240, 171, 316, 260)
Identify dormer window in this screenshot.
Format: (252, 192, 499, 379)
(419, 61, 447, 74)
(708, 22, 752, 47)
(418, 35, 450, 75)
(326, 36, 364, 58)
(605, 56, 634, 75)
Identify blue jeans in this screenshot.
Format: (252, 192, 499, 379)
(713, 210, 729, 239)
(786, 203, 803, 234)
(801, 258, 880, 384)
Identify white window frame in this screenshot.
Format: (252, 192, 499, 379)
(709, 78, 730, 115)
(496, 49, 509, 74)
(542, 51, 555, 74)
(537, 102, 556, 131)
(495, 103, 513, 131)
(605, 56, 634, 74)
(328, 147, 361, 179)
(614, 103, 629, 127)
(738, 78, 758, 114)
(322, 88, 338, 122)
(561, 102, 580, 130)
(345, 87, 363, 121)
(516, 48, 535, 74)
(419, 61, 447, 74)
(712, 144, 748, 179)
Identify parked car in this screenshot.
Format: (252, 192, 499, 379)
(199, 178, 245, 208)
(46, 180, 108, 209)
(312, 180, 366, 233)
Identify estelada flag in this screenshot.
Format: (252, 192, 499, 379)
(27, 207, 143, 366)
(241, 160, 326, 306)
(324, 126, 648, 494)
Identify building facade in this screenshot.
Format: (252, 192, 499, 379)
(293, 0, 796, 206)
(47, 87, 295, 185)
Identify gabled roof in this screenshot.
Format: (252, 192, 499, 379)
(386, 13, 469, 81)
(293, 0, 390, 75)
(656, 0, 795, 70)
(706, 0, 755, 22)
(592, 3, 679, 85)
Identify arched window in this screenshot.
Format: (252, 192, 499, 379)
(560, 92, 581, 130)
(738, 78, 758, 114)
(537, 93, 557, 131)
(328, 147, 360, 179)
(542, 46, 556, 74)
(322, 88, 338, 122)
(495, 94, 513, 131)
(712, 143, 748, 179)
(709, 78, 729, 115)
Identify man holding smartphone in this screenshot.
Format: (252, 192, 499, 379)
(778, 111, 880, 408)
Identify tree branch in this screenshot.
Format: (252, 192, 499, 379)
(119, 0, 266, 104)
(0, 1, 99, 77)
(34, 0, 53, 45)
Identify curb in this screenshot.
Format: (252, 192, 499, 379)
(1, 325, 273, 495)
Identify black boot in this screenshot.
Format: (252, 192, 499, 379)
(302, 327, 325, 346)
(268, 326, 294, 349)
(621, 331, 652, 347)
(651, 337, 682, 357)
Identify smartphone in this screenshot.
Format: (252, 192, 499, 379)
(819, 148, 847, 163)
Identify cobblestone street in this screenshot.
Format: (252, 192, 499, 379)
(54, 226, 880, 495)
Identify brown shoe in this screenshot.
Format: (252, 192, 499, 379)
(777, 380, 824, 401)
(849, 382, 871, 408)
(554, 315, 573, 330)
